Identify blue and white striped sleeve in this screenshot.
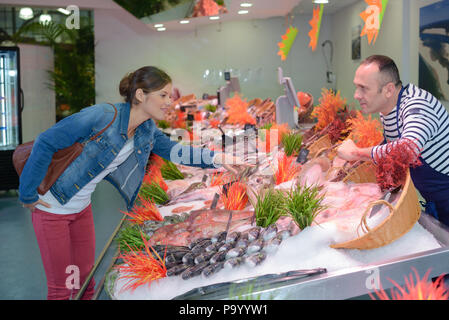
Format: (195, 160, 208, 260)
(401, 99, 439, 150)
(371, 99, 438, 163)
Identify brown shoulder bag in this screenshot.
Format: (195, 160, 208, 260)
(13, 103, 118, 195)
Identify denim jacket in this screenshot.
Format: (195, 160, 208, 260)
(18, 102, 216, 210)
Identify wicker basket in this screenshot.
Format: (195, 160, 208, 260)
(330, 162, 421, 250)
(308, 134, 332, 159)
(342, 161, 377, 184)
(298, 94, 314, 123)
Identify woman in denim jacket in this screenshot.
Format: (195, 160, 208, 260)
(18, 66, 242, 300)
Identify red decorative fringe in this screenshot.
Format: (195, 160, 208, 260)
(374, 138, 422, 191)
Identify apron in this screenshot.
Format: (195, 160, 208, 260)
(394, 86, 449, 227)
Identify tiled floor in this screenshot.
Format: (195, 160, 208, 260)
(0, 181, 125, 300)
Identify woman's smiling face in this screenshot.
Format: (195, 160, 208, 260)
(135, 82, 173, 121)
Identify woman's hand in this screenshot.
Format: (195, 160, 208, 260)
(213, 153, 255, 176)
(22, 199, 51, 212)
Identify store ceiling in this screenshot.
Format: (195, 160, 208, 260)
(143, 0, 361, 32)
(295, 0, 360, 15)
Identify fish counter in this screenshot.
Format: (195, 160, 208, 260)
(93, 91, 449, 300)
(174, 213, 449, 300)
(103, 209, 448, 300)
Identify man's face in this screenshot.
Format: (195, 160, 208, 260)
(353, 63, 388, 114)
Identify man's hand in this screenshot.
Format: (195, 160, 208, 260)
(337, 139, 374, 162)
(337, 139, 361, 162)
(22, 199, 51, 212)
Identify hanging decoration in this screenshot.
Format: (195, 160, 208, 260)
(360, 0, 389, 45)
(277, 26, 298, 61)
(308, 4, 323, 51)
(191, 0, 228, 17)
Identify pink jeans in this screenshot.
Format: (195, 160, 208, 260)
(32, 204, 96, 300)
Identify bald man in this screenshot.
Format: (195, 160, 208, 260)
(337, 55, 449, 227)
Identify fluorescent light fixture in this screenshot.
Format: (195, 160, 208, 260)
(313, 0, 329, 3)
(19, 7, 33, 20)
(39, 14, 52, 25)
(154, 24, 164, 28)
(238, 10, 249, 14)
(179, 20, 190, 24)
(209, 16, 220, 20)
(240, 3, 253, 7)
(57, 8, 71, 15)
(8, 70, 17, 77)
(157, 27, 166, 31)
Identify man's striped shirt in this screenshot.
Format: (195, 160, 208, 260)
(371, 83, 449, 175)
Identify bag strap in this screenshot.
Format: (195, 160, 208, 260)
(88, 103, 118, 142)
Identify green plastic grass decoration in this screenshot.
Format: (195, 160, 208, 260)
(139, 182, 170, 205)
(282, 132, 303, 156)
(116, 224, 149, 253)
(255, 188, 286, 228)
(161, 160, 184, 180)
(284, 184, 326, 229)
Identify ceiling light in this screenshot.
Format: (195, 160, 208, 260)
(57, 8, 71, 15)
(179, 20, 190, 24)
(313, 0, 329, 3)
(209, 16, 220, 20)
(19, 7, 34, 20)
(39, 13, 52, 25)
(238, 10, 249, 14)
(240, 3, 253, 7)
(154, 24, 164, 28)
(157, 27, 166, 31)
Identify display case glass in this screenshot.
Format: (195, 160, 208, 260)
(0, 47, 21, 151)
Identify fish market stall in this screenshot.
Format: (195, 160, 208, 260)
(170, 213, 449, 300)
(97, 91, 449, 300)
(105, 214, 447, 300)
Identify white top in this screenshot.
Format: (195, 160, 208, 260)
(36, 139, 135, 214)
(372, 83, 449, 175)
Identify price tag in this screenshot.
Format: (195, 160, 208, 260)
(296, 148, 309, 164)
(210, 193, 220, 209)
(244, 123, 256, 131)
(221, 134, 234, 150)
